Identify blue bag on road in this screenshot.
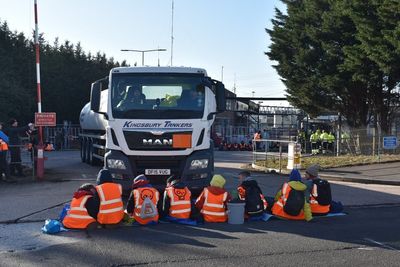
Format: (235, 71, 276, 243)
(42, 219, 68, 234)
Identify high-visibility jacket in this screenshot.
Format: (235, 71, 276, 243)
(327, 133, 335, 143)
(309, 184, 330, 214)
(0, 139, 8, 151)
(133, 187, 160, 225)
(320, 132, 329, 142)
(165, 186, 191, 219)
(197, 188, 228, 223)
(96, 183, 124, 224)
(63, 195, 96, 229)
(310, 133, 319, 142)
(271, 183, 305, 220)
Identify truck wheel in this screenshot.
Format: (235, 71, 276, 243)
(81, 138, 87, 163)
(87, 139, 94, 165)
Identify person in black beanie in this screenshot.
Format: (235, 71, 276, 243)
(6, 119, 34, 177)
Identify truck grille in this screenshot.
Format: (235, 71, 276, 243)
(123, 131, 191, 151)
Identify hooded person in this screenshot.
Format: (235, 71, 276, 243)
(95, 169, 124, 225)
(161, 175, 192, 220)
(62, 183, 100, 229)
(195, 174, 231, 223)
(126, 174, 160, 225)
(237, 171, 268, 218)
(271, 169, 312, 221)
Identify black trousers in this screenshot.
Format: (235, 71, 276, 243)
(0, 151, 9, 178)
(9, 147, 23, 175)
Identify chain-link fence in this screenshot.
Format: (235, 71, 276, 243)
(341, 127, 400, 156)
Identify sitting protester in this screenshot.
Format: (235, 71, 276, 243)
(95, 169, 124, 225)
(126, 174, 160, 225)
(304, 164, 332, 215)
(237, 171, 268, 218)
(63, 183, 100, 229)
(195, 174, 231, 223)
(271, 169, 312, 221)
(162, 176, 192, 220)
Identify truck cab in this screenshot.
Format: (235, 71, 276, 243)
(87, 66, 226, 192)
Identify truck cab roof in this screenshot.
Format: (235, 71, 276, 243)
(111, 66, 208, 76)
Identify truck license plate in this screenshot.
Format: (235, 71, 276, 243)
(145, 169, 171, 176)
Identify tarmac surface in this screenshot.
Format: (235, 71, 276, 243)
(0, 150, 399, 266)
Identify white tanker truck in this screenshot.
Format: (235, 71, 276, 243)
(79, 66, 226, 192)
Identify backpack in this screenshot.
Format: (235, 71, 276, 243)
(313, 179, 332, 206)
(283, 186, 305, 216)
(244, 185, 264, 215)
(140, 197, 158, 219)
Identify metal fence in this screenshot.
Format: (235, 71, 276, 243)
(340, 127, 400, 156)
(252, 139, 297, 173)
(43, 124, 81, 150)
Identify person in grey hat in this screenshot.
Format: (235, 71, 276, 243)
(305, 164, 333, 215)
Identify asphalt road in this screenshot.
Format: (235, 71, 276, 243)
(0, 151, 399, 266)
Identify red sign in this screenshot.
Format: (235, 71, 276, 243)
(35, 112, 56, 126)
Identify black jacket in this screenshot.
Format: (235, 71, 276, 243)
(6, 126, 30, 146)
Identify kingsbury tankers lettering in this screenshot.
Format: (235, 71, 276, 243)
(123, 121, 192, 128)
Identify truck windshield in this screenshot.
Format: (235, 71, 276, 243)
(111, 73, 206, 119)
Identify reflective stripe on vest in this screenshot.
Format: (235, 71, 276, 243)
(309, 185, 330, 214)
(166, 187, 191, 219)
(271, 183, 305, 220)
(133, 187, 160, 225)
(201, 188, 227, 222)
(63, 195, 95, 229)
(96, 183, 124, 224)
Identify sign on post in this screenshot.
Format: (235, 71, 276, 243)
(35, 112, 56, 127)
(383, 136, 397, 150)
(287, 143, 301, 170)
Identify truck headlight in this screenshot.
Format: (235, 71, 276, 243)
(190, 159, 209, 170)
(107, 159, 126, 170)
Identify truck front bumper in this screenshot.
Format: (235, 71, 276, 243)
(104, 149, 214, 192)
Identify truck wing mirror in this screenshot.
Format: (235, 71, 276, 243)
(215, 81, 226, 112)
(90, 82, 101, 113)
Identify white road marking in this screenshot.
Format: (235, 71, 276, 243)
(364, 238, 400, 252)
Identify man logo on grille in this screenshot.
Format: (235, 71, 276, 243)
(142, 139, 173, 146)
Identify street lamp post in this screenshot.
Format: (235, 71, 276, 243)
(121, 49, 167, 66)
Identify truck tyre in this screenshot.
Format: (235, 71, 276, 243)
(81, 138, 87, 163)
(87, 139, 94, 165)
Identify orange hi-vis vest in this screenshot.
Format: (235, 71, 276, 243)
(272, 183, 305, 220)
(199, 188, 228, 223)
(96, 183, 124, 224)
(63, 195, 96, 229)
(0, 139, 8, 151)
(310, 184, 330, 214)
(133, 187, 160, 225)
(165, 186, 191, 219)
